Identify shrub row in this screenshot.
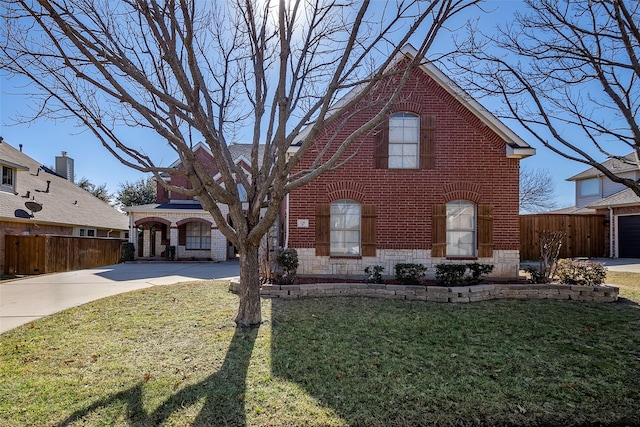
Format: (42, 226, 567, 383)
(363, 262, 495, 286)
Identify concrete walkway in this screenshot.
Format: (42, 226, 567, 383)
(0, 261, 239, 334)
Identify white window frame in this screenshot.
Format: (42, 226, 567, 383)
(330, 199, 361, 255)
(185, 222, 211, 250)
(388, 113, 419, 169)
(446, 200, 476, 257)
(578, 178, 600, 197)
(1, 165, 15, 191)
(79, 228, 97, 237)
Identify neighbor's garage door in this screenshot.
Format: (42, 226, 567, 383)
(618, 215, 640, 258)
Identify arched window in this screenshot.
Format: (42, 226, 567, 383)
(446, 200, 476, 257)
(388, 112, 419, 169)
(330, 199, 361, 255)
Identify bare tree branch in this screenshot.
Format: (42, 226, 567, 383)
(0, 0, 480, 326)
(449, 0, 640, 197)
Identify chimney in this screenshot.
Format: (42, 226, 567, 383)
(55, 151, 74, 183)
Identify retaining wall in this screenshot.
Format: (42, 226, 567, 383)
(229, 281, 619, 303)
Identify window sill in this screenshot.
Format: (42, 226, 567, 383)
(445, 257, 478, 261)
(330, 255, 362, 259)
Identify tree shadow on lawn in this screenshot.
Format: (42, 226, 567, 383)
(269, 297, 640, 426)
(54, 326, 257, 427)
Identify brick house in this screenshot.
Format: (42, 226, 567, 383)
(285, 45, 535, 278)
(566, 153, 640, 258)
(0, 140, 128, 274)
(124, 143, 264, 261)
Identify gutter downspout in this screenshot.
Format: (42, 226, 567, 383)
(284, 193, 290, 249)
(129, 214, 135, 244)
(608, 206, 614, 258)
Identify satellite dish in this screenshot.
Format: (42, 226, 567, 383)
(25, 201, 43, 213)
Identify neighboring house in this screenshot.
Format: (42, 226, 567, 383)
(285, 45, 535, 278)
(566, 153, 640, 258)
(124, 143, 263, 261)
(0, 140, 129, 274)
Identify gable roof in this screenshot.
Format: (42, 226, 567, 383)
(291, 44, 535, 159)
(167, 142, 265, 169)
(587, 187, 640, 209)
(568, 153, 640, 181)
(0, 141, 128, 231)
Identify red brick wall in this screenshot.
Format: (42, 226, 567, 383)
(158, 145, 220, 202)
(288, 64, 521, 253)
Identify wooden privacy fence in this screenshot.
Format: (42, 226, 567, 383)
(4, 235, 125, 275)
(520, 214, 607, 261)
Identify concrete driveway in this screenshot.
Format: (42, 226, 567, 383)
(0, 261, 239, 334)
(593, 258, 640, 274)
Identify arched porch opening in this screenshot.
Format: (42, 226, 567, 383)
(134, 217, 171, 259)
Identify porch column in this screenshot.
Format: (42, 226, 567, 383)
(211, 227, 226, 261)
(154, 229, 163, 256)
(142, 228, 151, 257)
(170, 225, 178, 258)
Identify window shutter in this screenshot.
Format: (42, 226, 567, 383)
(478, 205, 494, 258)
(374, 119, 389, 169)
(361, 205, 377, 257)
(420, 115, 436, 170)
(431, 204, 446, 257)
(178, 224, 186, 246)
(315, 204, 330, 256)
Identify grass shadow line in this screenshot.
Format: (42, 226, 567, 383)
(54, 326, 258, 426)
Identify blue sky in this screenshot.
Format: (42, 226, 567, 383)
(0, 1, 591, 208)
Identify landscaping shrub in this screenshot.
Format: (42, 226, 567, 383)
(121, 242, 135, 262)
(524, 266, 548, 284)
(555, 259, 607, 286)
(364, 265, 385, 284)
(394, 263, 427, 285)
(435, 263, 495, 286)
(435, 264, 468, 287)
(272, 248, 299, 285)
(467, 263, 494, 284)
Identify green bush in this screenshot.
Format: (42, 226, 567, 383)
(273, 248, 299, 285)
(121, 242, 135, 262)
(435, 263, 495, 287)
(364, 265, 385, 284)
(555, 259, 607, 286)
(524, 266, 548, 284)
(435, 264, 468, 287)
(394, 263, 427, 285)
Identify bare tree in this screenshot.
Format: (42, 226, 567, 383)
(0, 0, 479, 326)
(519, 166, 557, 213)
(451, 0, 640, 195)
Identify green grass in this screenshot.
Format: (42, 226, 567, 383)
(1, 280, 639, 426)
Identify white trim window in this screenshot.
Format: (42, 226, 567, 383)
(79, 228, 96, 237)
(330, 199, 361, 255)
(186, 222, 211, 250)
(446, 200, 476, 257)
(388, 113, 419, 169)
(578, 178, 600, 197)
(1, 165, 14, 191)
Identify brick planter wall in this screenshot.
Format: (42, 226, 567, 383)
(229, 281, 619, 303)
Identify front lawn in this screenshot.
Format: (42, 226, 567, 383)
(1, 278, 639, 426)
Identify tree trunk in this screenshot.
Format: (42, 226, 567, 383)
(235, 243, 262, 327)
